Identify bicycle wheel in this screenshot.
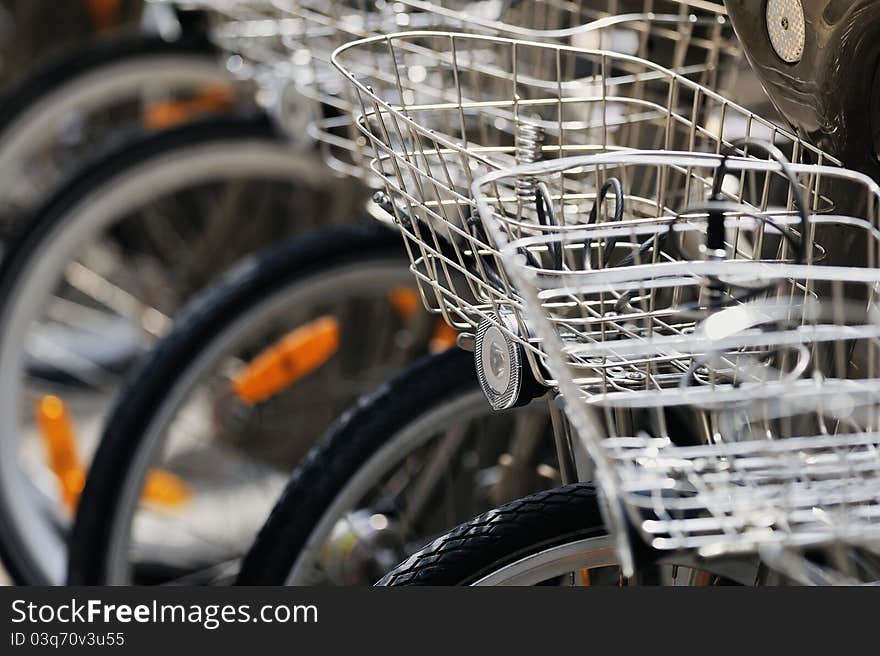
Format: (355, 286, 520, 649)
(68, 223, 432, 584)
(238, 348, 559, 585)
(377, 483, 755, 586)
(0, 113, 336, 584)
(0, 31, 235, 221)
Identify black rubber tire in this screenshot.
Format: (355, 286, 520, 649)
(0, 32, 216, 135)
(0, 113, 287, 381)
(0, 31, 227, 235)
(0, 112, 282, 302)
(0, 113, 289, 584)
(68, 222, 405, 584)
(236, 346, 478, 584)
(376, 483, 606, 586)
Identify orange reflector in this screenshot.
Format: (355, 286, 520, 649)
(233, 316, 340, 405)
(142, 469, 191, 508)
(36, 395, 191, 511)
(144, 84, 235, 130)
(35, 396, 83, 512)
(388, 287, 420, 321)
(430, 321, 458, 353)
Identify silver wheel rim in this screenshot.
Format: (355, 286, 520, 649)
(472, 536, 618, 586)
(0, 53, 231, 202)
(472, 538, 759, 586)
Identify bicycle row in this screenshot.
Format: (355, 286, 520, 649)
(1, 0, 878, 586)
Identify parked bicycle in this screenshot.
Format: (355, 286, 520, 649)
(383, 149, 880, 584)
(280, 30, 880, 586)
(67, 1, 747, 585)
(238, 26, 822, 585)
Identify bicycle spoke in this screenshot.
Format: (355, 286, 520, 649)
(64, 261, 170, 338)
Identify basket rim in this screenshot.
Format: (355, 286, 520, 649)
(332, 30, 833, 168)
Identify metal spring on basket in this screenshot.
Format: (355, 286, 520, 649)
(514, 120, 545, 204)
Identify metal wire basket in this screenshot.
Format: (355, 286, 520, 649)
(595, 268, 880, 579)
(473, 151, 880, 579)
(395, 0, 741, 90)
(156, 1, 392, 175)
(471, 150, 874, 384)
(314, 0, 741, 178)
(333, 32, 834, 332)
(162, 1, 742, 178)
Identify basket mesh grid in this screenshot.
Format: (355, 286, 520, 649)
(333, 32, 833, 334)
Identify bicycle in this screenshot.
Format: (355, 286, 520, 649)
(66, 1, 745, 585)
(0, 0, 362, 584)
(2, 0, 458, 584)
(234, 26, 820, 585)
(374, 143, 880, 584)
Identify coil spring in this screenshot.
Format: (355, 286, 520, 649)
(514, 120, 545, 203)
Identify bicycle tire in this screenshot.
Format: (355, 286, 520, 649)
(376, 483, 607, 585)
(68, 223, 406, 584)
(378, 483, 757, 586)
(1, 110, 286, 244)
(0, 113, 322, 585)
(0, 31, 215, 131)
(0, 31, 232, 214)
(235, 345, 714, 585)
(237, 346, 486, 584)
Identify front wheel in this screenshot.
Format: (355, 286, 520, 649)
(0, 114, 331, 584)
(68, 223, 422, 584)
(378, 483, 751, 586)
(237, 349, 560, 586)
(377, 483, 611, 586)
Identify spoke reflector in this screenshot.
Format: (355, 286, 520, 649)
(232, 316, 340, 405)
(35, 395, 84, 511)
(36, 395, 192, 510)
(430, 321, 458, 353)
(144, 84, 235, 130)
(388, 287, 420, 321)
(142, 469, 191, 508)
(87, 0, 122, 31)
(579, 568, 592, 586)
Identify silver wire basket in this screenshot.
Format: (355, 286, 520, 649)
(156, 0, 407, 176)
(163, 1, 742, 178)
(473, 151, 880, 579)
(395, 0, 741, 90)
(470, 150, 876, 385)
(333, 32, 833, 331)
